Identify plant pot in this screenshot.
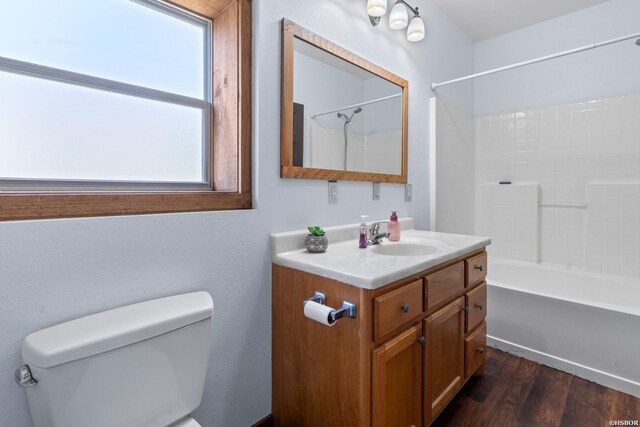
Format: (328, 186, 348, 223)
(305, 234, 328, 253)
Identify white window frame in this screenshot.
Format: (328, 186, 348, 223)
(0, 0, 213, 192)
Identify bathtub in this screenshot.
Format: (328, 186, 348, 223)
(486, 257, 640, 397)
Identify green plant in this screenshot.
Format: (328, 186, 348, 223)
(307, 226, 325, 236)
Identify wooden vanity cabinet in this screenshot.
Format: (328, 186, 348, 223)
(374, 279, 424, 342)
(465, 322, 487, 378)
(465, 252, 487, 289)
(424, 297, 465, 423)
(372, 324, 423, 427)
(424, 262, 465, 311)
(272, 249, 488, 427)
(465, 283, 487, 333)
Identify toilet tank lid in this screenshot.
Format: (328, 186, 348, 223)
(22, 291, 213, 369)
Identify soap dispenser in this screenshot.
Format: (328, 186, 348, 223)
(388, 211, 400, 241)
(359, 215, 369, 248)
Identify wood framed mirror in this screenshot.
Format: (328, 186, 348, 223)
(281, 19, 409, 183)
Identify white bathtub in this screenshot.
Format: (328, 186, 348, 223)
(486, 257, 640, 397)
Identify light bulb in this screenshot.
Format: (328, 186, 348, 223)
(389, 2, 408, 30)
(407, 15, 425, 42)
(367, 0, 387, 17)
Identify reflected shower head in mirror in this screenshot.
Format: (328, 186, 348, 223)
(337, 107, 363, 171)
(337, 107, 363, 124)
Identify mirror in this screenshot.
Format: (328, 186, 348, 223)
(281, 19, 408, 183)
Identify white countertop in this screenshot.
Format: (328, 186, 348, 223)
(271, 219, 491, 290)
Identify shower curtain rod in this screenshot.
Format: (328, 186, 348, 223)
(311, 93, 402, 119)
(431, 31, 640, 90)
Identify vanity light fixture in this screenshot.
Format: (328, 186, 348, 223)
(366, 0, 387, 19)
(367, 0, 425, 42)
(389, 1, 408, 30)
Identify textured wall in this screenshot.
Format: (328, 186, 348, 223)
(0, 1, 474, 426)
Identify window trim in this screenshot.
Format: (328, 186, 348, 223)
(0, 0, 252, 220)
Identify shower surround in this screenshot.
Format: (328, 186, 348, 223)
(433, 93, 640, 395)
(475, 92, 640, 277)
(434, 92, 640, 279)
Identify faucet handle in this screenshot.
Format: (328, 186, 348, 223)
(369, 221, 388, 236)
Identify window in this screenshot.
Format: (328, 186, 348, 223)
(0, 0, 252, 220)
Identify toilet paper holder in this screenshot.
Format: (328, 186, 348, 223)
(304, 291, 357, 322)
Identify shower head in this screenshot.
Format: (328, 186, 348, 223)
(636, 38, 640, 46)
(337, 107, 363, 124)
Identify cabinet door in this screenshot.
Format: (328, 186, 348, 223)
(424, 296, 465, 424)
(372, 324, 423, 427)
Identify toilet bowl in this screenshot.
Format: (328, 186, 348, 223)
(16, 292, 213, 427)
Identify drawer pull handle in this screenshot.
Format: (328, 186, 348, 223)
(474, 303, 483, 310)
(401, 304, 410, 313)
(474, 265, 483, 272)
(418, 336, 426, 345)
(477, 347, 484, 354)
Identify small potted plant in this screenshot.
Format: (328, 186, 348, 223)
(305, 226, 328, 253)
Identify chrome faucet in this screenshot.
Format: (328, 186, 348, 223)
(368, 221, 389, 245)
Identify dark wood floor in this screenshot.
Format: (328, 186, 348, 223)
(432, 347, 640, 427)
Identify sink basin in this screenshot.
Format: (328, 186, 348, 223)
(371, 242, 439, 256)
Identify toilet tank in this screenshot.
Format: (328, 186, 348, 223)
(20, 292, 213, 427)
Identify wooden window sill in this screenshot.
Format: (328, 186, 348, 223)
(0, 191, 252, 221)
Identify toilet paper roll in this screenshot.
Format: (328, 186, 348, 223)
(304, 301, 336, 327)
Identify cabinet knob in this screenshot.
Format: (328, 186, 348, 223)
(474, 265, 483, 272)
(477, 347, 484, 354)
(462, 306, 469, 312)
(418, 336, 426, 345)
(474, 303, 483, 310)
(401, 304, 410, 313)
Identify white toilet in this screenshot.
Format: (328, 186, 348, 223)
(15, 291, 214, 427)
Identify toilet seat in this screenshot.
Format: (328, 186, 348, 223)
(167, 416, 202, 427)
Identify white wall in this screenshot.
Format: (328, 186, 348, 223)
(362, 76, 403, 136)
(434, 99, 475, 234)
(0, 1, 474, 426)
(294, 50, 403, 173)
(294, 48, 367, 167)
(474, 0, 640, 116)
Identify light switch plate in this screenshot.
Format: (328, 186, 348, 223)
(373, 182, 380, 200)
(405, 184, 412, 202)
(328, 181, 338, 204)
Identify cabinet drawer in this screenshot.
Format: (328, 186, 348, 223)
(465, 283, 487, 333)
(465, 322, 487, 378)
(374, 280, 424, 342)
(425, 262, 465, 312)
(466, 252, 487, 289)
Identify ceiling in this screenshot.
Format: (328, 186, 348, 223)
(430, 0, 612, 42)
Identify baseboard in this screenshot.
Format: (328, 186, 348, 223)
(250, 414, 273, 427)
(487, 335, 640, 398)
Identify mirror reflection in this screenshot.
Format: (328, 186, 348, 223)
(292, 38, 403, 175)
